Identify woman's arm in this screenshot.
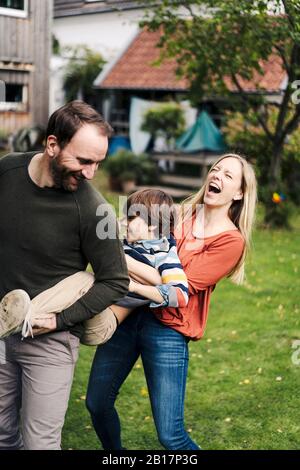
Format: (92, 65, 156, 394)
(125, 254, 162, 285)
(184, 234, 245, 293)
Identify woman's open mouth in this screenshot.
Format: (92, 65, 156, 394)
(208, 182, 221, 194)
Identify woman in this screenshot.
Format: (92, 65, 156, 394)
(86, 154, 257, 450)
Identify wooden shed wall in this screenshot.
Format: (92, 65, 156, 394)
(0, 0, 52, 131)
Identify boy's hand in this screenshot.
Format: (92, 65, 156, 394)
(128, 279, 139, 293)
(32, 314, 57, 336)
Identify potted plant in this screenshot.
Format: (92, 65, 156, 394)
(119, 171, 136, 194)
(104, 150, 137, 191)
(104, 149, 157, 193)
(135, 154, 158, 185)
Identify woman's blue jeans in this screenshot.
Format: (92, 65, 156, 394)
(86, 308, 200, 450)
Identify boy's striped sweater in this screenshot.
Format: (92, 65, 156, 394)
(123, 235, 189, 308)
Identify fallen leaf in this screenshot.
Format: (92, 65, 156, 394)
(140, 387, 148, 397)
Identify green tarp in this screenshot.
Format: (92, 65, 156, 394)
(176, 111, 227, 153)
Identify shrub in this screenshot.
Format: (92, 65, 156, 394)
(141, 102, 185, 149)
(104, 150, 157, 190)
(223, 109, 300, 206)
(63, 45, 105, 102)
(0, 128, 9, 149)
(223, 109, 300, 228)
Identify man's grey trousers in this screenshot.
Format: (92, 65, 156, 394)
(0, 330, 79, 450)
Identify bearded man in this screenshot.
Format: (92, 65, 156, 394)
(0, 101, 129, 450)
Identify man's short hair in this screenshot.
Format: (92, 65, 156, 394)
(46, 100, 113, 149)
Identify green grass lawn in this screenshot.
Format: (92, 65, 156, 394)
(61, 169, 300, 450)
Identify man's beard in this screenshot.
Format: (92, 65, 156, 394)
(50, 154, 84, 192)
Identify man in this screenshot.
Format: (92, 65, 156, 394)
(0, 101, 129, 450)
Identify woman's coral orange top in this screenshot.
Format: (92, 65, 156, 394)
(154, 217, 245, 341)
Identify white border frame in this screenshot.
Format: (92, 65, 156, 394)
(0, 0, 28, 18)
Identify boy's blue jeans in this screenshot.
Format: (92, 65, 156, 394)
(86, 308, 200, 450)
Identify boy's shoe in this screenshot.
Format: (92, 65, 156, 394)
(0, 290, 31, 338)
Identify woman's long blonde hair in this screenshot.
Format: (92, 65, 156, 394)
(181, 153, 257, 285)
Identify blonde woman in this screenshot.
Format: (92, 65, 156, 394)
(86, 154, 257, 450)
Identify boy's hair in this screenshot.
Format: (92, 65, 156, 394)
(125, 189, 176, 238)
(46, 100, 113, 149)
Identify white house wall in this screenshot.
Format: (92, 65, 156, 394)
(53, 10, 143, 60)
(50, 9, 144, 113)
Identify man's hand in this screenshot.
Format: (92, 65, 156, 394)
(32, 314, 57, 336)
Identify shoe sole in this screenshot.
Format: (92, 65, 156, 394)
(0, 290, 31, 338)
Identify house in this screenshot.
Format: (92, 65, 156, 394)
(51, 0, 150, 113)
(93, 27, 287, 196)
(52, 2, 287, 138)
(94, 28, 191, 133)
(53, 0, 146, 58)
(94, 28, 287, 133)
(0, 0, 53, 134)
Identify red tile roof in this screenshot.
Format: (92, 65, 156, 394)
(96, 29, 286, 93)
(225, 54, 286, 93)
(97, 29, 189, 90)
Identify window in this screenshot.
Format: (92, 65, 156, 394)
(6, 84, 23, 102)
(0, 0, 28, 18)
(0, 83, 28, 111)
(0, 0, 24, 9)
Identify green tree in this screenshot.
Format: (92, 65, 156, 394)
(141, 0, 300, 226)
(223, 108, 300, 227)
(63, 45, 105, 102)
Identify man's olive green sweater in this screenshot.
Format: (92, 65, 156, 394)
(0, 152, 129, 338)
